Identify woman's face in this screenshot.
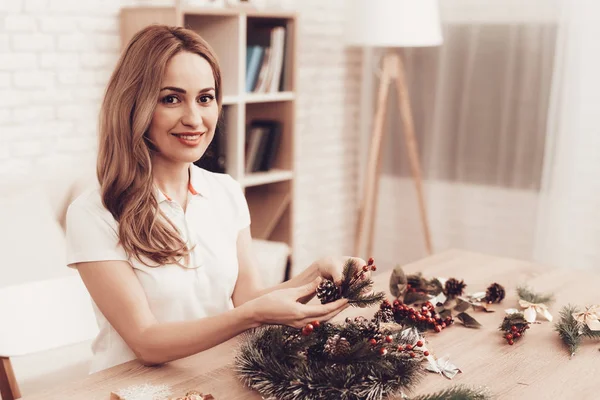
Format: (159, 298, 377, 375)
(147, 51, 219, 165)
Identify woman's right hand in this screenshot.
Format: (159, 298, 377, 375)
(242, 277, 348, 328)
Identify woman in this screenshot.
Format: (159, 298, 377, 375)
(66, 24, 362, 373)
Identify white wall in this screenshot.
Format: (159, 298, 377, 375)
(0, 0, 362, 273)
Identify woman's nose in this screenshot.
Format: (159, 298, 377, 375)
(181, 104, 204, 129)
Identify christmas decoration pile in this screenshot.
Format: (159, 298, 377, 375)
(373, 299, 454, 333)
(388, 265, 507, 330)
(316, 257, 385, 307)
(554, 304, 600, 357)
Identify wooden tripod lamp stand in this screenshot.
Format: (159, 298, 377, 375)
(346, 0, 443, 258)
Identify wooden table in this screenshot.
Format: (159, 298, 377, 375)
(21, 249, 600, 400)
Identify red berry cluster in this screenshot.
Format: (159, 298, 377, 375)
(391, 300, 454, 332)
(352, 257, 377, 282)
(369, 334, 427, 358)
(502, 323, 529, 345)
(301, 320, 321, 336)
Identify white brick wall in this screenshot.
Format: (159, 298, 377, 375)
(0, 0, 124, 174)
(292, 0, 363, 272)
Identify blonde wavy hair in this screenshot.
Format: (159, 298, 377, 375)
(97, 25, 222, 266)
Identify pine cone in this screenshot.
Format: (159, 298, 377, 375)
(443, 278, 466, 298)
(324, 334, 351, 357)
(373, 308, 395, 323)
(316, 279, 341, 304)
(373, 300, 395, 323)
(484, 283, 505, 304)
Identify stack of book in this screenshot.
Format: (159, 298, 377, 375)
(245, 26, 286, 93)
(245, 119, 282, 173)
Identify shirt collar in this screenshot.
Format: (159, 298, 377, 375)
(155, 164, 211, 203)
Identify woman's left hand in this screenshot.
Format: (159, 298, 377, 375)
(314, 256, 369, 284)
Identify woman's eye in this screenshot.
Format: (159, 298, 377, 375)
(198, 94, 214, 104)
(161, 95, 180, 104)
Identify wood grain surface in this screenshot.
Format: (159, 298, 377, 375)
(20, 249, 600, 400)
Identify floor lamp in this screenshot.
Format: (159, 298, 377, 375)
(346, 0, 443, 258)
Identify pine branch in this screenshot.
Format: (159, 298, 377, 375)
(348, 291, 386, 307)
(341, 258, 358, 291)
(516, 285, 555, 305)
(344, 276, 372, 298)
(554, 305, 583, 357)
(410, 385, 492, 400)
(582, 326, 600, 339)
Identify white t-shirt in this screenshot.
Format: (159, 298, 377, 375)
(65, 165, 250, 373)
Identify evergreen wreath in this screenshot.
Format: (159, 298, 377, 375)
(235, 319, 426, 400)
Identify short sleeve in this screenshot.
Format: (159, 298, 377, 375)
(227, 175, 251, 231)
(65, 197, 129, 268)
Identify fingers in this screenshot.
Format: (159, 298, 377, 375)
(296, 276, 321, 299)
(302, 297, 348, 318)
(299, 301, 349, 326)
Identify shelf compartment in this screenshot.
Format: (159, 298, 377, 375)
(244, 91, 294, 103)
(184, 13, 242, 98)
(242, 169, 293, 187)
(246, 101, 294, 171)
(245, 181, 291, 241)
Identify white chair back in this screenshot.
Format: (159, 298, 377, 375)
(0, 276, 98, 357)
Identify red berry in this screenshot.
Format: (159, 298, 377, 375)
(441, 322, 447, 328)
(371, 265, 377, 271)
(406, 344, 413, 351)
(301, 327, 310, 336)
(385, 335, 393, 343)
(311, 320, 320, 328)
(379, 347, 388, 355)
(397, 345, 404, 351)
(515, 332, 521, 338)
(416, 340, 423, 347)
(506, 333, 513, 340)
(410, 352, 416, 358)
(508, 339, 514, 345)
(423, 351, 430, 356)
(368, 257, 374, 265)
(362, 265, 369, 272)
(369, 338, 377, 346)
(393, 300, 401, 307)
(434, 325, 442, 333)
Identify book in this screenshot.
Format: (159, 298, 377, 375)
(245, 45, 264, 92)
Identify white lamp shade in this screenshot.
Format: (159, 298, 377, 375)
(346, 0, 443, 48)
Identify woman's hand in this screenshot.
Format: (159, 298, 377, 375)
(242, 277, 348, 328)
(314, 256, 369, 284)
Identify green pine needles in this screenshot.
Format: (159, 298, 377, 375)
(516, 285, 555, 305)
(410, 385, 492, 400)
(554, 304, 600, 357)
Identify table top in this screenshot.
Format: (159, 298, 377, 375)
(21, 249, 600, 400)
